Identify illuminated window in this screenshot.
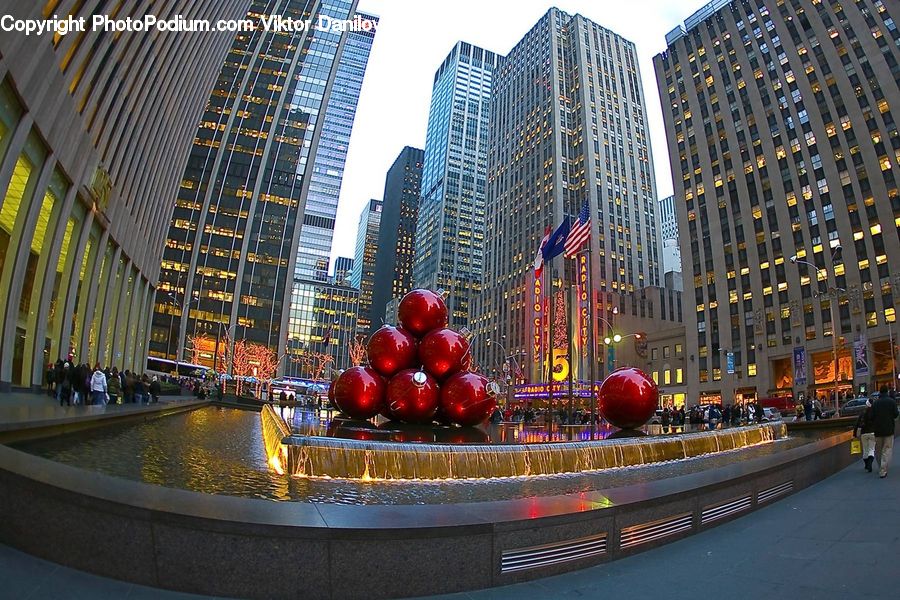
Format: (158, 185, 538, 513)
(748, 364, 757, 376)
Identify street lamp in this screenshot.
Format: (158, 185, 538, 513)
(486, 338, 523, 410)
(790, 245, 845, 413)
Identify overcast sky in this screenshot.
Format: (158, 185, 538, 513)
(330, 0, 695, 262)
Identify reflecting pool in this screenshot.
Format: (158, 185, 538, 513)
(14, 406, 818, 505)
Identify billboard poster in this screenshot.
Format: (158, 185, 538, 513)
(854, 340, 869, 378)
(793, 346, 807, 387)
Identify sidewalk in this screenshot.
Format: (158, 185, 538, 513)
(0, 453, 897, 599)
(0, 391, 205, 438)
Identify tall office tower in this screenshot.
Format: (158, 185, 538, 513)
(286, 10, 377, 367)
(414, 42, 499, 328)
(285, 280, 358, 379)
(351, 199, 383, 335)
(655, 0, 900, 405)
(332, 256, 354, 285)
(151, 0, 376, 373)
(0, 0, 245, 390)
(477, 8, 662, 379)
(659, 194, 679, 241)
(658, 194, 683, 277)
(370, 146, 424, 333)
(294, 11, 379, 282)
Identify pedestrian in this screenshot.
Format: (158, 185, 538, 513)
(661, 407, 671, 433)
(68, 361, 82, 405)
(708, 404, 721, 430)
(871, 385, 899, 478)
(853, 398, 876, 472)
(45, 363, 55, 396)
(150, 375, 161, 403)
(107, 367, 121, 404)
(804, 397, 813, 422)
(59, 362, 72, 406)
(90, 363, 108, 406)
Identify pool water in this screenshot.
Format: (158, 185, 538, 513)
(13, 406, 816, 505)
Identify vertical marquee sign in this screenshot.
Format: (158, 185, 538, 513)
(532, 273, 543, 379)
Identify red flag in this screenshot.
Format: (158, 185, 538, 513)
(533, 225, 551, 278)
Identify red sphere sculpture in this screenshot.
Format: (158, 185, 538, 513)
(419, 328, 470, 381)
(597, 367, 658, 429)
(439, 372, 497, 427)
(385, 369, 440, 424)
(332, 366, 386, 420)
(367, 325, 418, 377)
(398, 289, 448, 338)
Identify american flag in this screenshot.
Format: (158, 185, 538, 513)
(564, 199, 591, 258)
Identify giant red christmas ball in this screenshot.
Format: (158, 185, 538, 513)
(367, 325, 418, 377)
(332, 366, 386, 420)
(598, 367, 658, 429)
(439, 372, 497, 427)
(419, 328, 470, 381)
(385, 369, 440, 424)
(398, 289, 448, 337)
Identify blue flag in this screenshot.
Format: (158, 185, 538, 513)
(542, 217, 571, 261)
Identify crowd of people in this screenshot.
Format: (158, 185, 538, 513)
(45, 359, 162, 406)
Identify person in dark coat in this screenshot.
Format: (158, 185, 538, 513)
(853, 398, 876, 472)
(872, 386, 899, 478)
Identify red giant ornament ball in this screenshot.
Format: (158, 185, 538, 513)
(397, 289, 448, 337)
(439, 372, 498, 427)
(418, 328, 470, 381)
(385, 369, 440, 424)
(367, 325, 417, 377)
(597, 367, 659, 429)
(332, 366, 386, 420)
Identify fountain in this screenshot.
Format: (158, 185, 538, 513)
(262, 289, 791, 482)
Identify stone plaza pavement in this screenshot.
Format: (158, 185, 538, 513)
(0, 392, 897, 599)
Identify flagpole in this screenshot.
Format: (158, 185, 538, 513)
(546, 260, 554, 439)
(587, 245, 596, 440)
(567, 279, 575, 439)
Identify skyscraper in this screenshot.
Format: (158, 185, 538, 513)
(0, 0, 245, 390)
(332, 256, 355, 286)
(351, 199, 383, 335)
(151, 0, 376, 373)
(286, 9, 377, 367)
(294, 10, 379, 283)
(414, 42, 499, 328)
(371, 146, 424, 333)
(285, 279, 359, 379)
(658, 194, 682, 279)
(655, 0, 900, 404)
(478, 8, 662, 379)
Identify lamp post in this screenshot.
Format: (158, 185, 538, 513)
(602, 332, 644, 370)
(791, 246, 844, 413)
(487, 338, 523, 411)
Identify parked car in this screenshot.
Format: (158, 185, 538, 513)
(838, 397, 869, 418)
(761, 407, 781, 422)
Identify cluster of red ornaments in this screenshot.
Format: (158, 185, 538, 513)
(331, 289, 497, 427)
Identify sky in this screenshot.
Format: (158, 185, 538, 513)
(330, 0, 696, 263)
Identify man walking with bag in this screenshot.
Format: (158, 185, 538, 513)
(871, 386, 899, 479)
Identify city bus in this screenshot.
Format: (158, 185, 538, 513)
(145, 357, 209, 378)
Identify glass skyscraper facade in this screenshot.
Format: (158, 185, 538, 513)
(287, 10, 377, 365)
(655, 0, 899, 403)
(151, 0, 375, 373)
(0, 0, 245, 390)
(477, 8, 662, 378)
(371, 146, 424, 334)
(351, 198, 382, 334)
(414, 42, 499, 328)
(294, 11, 378, 283)
(285, 279, 358, 378)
